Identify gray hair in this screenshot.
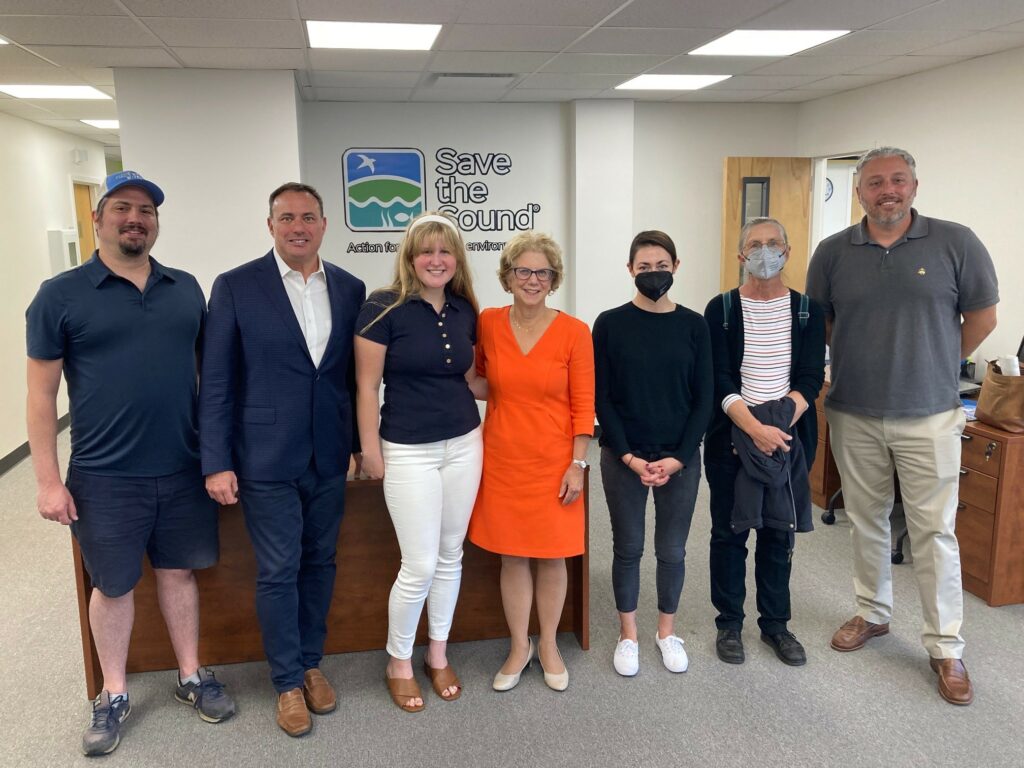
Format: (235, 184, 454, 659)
(738, 217, 787, 253)
(856, 146, 917, 179)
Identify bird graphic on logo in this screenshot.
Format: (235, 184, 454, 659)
(356, 154, 376, 173)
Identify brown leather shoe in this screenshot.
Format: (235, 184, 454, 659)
(276, 688, 311, 737)
(303, 668, 337, 714)
(930, 658, 974, 705)
(830, 615, 890, 652)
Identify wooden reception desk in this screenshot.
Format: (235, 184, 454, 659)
(72, 477, 590, 699)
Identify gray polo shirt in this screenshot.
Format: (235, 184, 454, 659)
(806, 210, 998, 418)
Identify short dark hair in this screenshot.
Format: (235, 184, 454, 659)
(268, 182, 324, 218)
(629, 230, 677, 265)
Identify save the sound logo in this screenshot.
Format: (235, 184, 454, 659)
(342, 148, 425, 231)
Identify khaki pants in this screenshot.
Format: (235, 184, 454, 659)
(827, 407, 966, 658)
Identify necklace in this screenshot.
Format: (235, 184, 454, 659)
(510, 306, 541, 332)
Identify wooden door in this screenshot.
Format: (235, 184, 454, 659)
(73, 183, 96, 262)
(720, 157, 812, 291)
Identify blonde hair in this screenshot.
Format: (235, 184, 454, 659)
(497, 231, 564, 292)
(361, 210, 479, 332)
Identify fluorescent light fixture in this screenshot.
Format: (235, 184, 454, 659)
(306, 20, 441, 50)
(616, 74, 731, 90)
(689, 30, 849, 57)
(81, 119, 119, 130)
(0, 36, 9, 45)
(0, 84, 111, 99)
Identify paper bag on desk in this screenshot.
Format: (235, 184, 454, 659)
(976, 362, 1024, 433)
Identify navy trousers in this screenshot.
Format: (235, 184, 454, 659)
(239, 460, 347, 692)
(706, 454, 792, 636)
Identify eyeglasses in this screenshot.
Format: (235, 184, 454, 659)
(742, 239, 786, 255)
(509, 267, 556, 283)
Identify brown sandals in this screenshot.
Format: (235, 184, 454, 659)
(385, 674, 425, 713)
(422, 660, 462, 702)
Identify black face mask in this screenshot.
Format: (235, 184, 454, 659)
(634, 271, 673, 302)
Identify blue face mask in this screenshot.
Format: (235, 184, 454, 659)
(745, 246, 786, 279)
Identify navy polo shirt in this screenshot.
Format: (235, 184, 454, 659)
(26, 253, 207, 476)
(357, 289, 480, 444)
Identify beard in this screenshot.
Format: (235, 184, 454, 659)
(118, 232, 148, 257)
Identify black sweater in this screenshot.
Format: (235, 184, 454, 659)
(593, 302, 713, 464)
(703, 288, 826, 466)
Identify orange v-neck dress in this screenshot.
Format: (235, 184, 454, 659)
(468, 306, 595, 558)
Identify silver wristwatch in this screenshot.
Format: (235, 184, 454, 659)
(572, 459, 588, 470)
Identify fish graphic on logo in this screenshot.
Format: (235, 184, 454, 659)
(342, 148, 425, 231)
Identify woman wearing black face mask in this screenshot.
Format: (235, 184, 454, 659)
(592, 230, 713, 677)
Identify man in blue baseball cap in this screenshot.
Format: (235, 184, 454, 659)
(26, 170, 235, 756)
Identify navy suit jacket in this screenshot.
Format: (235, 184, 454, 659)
(199, 250, 366, 481)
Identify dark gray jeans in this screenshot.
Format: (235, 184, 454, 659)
(600, 447, 702, 614)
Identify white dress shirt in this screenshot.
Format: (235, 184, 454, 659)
(274, 250, 332, 368)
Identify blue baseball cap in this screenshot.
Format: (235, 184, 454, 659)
(99, 170, 165, 207)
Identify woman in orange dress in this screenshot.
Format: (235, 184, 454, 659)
(467, 231, 594, 693)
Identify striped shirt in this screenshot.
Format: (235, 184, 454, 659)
(722, 295, 792, 414)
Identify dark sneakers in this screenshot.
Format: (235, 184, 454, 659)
(761, 631, 807, 666)
(82, 691, 130, 756)
(175, 667, 237, 723)
(716, 629, 745, 664)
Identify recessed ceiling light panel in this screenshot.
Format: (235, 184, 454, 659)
(0, 84, 111, 99)
(616, 74, 732, 91)
(81, 119, 119, 130)
(306, 20, 441, 50)
(689, 30, 849, 57)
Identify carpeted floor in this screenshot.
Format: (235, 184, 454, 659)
(2, 435, 1022, 767)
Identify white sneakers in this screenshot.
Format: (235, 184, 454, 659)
(613, 636, 639, 676)
(654, 632, 688, 673)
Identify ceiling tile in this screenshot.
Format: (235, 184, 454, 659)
(411, 88, 509, 102)
(0, 99, 61, 118)
(428, 51, 553, 73)
(311, 70, 423, 88)
(453, 0, 625, 27)
(503, 88, 602, 100)
(0, 44, 55, 67)
(314, 86, 413, 101)
(0, 66, 84, 84)
(517, 72, 625, 89)
(606, 0, 785, 29)
(710, 74, 826, 90)
(740, 0, 939, 30)
(805, 29, 973, 57)
(20, 99, 118, 119)
(141, 17, 304, 48)
(751, 54, 882, 76)
(0, 1, 123, 13)
(439, 24, 585, 52)
(874, 0, 1024, 31)
(0, 15, 159, 46)
(851, 54, 969, 75)
(173, 47, 307, 68)
(795, 73, 892, 90)
(539, 52, 671, 74)
(297, 0, 466, 24)
(69, 67, 116, 86)
(911, 31, 1024, 56)
(568, 27, 717, 55)
(26, 45, 180, 67)
(756, 89, 839, 102)
(309, 49, 431, 71)
(648, 55, 782, 75)
(673, 88, 781, 101)
(123, 1, 295, 19)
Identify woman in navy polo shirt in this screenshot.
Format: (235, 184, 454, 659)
(355, 211, 483, 713)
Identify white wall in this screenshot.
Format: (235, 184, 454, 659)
(633, 103, 800, 313)
(300, 101, 569, 314)
(115, 69, 302, 294)
(0, 112, 106, 457)
(797, 46, 1024, 366)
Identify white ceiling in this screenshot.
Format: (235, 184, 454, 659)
(2, 0, 1023, 155)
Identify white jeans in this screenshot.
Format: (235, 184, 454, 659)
(381, 427, 483, 659)
(827, 407, 966, 658)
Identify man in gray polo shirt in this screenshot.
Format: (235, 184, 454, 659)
(806, 147, 998, 706)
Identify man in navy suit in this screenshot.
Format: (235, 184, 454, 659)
(199, 182, 365, 737)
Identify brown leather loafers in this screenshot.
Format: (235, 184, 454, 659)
(276, 688, 311, 737)
(303, 668, 337, 714)
(830, 615, 890, 652)
(930, 658, 974, 706)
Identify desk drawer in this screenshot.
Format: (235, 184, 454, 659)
(958, 466, 997, 513)
(960, 432, 1001, 477)
(956, 501, 993, 584)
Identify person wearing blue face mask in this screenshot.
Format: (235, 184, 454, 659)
(593, 230, 713, 677)
(703, 217, 825, 668)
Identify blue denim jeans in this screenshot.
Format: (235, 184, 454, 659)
(600, 447, 701, 614)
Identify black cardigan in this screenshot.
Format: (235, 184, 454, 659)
(703, 288, 826, 466)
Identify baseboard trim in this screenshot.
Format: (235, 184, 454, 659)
(0, 413, 69, 478)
